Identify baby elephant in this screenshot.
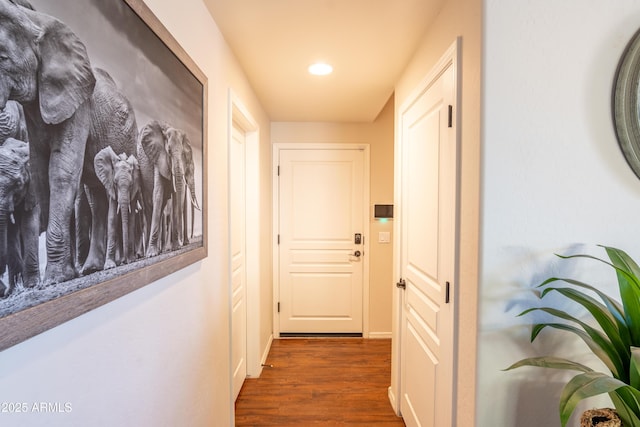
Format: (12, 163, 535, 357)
(0, 138, 39, 297)
(94, 146, 145, 269)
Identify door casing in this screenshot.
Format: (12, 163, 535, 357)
(230, 121, 247, 401)
(228, 90, 262, 393)
(272, 143, 371, 338)
(389, 38, 461, 423)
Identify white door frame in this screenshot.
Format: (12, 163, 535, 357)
(272, 143, 371, 338)
(228, 90, 262, 381)
(389, 39, 461, 421)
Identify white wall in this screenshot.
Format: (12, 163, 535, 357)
(481, 1, 640, 426)
(0, 1, 270, 426)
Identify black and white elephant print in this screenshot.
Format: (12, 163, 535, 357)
(94, 146, 145, 270)
(0, 101, 28, 143)
(0, 138, 39, 297)
(137, 121, 199, 257)
(0, 1, 137, 285)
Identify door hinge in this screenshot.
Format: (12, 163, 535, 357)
(448, 105, 453, 128)
(445, 281, 451, 304)
(277, 165, 280, 176)
(396, 278, 406, 290)
(277, 234, 280, 245)
(277, 302, 280, 313)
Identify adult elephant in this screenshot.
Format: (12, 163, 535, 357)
(0, 2, 137, 284)
(94, 146, 145, 269)
(138, 121, 199, 257)
(179, 132, 198, 245)
(79, 68, 138, 275)
(0, 138, 39, 297)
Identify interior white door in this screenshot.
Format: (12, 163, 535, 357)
(230, 123, 247, 400)
(399, 61, 457, 426)
(278, 148, 365, 334)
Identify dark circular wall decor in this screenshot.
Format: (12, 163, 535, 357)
(614, 28, 640, 180)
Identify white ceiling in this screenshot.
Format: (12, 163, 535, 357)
(202, 0, 445, 123)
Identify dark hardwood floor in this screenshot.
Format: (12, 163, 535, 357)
(234, 338, 405, 426)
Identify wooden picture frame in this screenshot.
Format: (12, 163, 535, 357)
(0, 0, 208, 351)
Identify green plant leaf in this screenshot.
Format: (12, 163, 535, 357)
(611, 388, 640, 427)
(604, 246, 640, 345)
(604, 246, 640, 278)
(631, 347, 640, 390)
(539, 286, 630, 373)
(565, 248, 640, 345)
(540, 277, 625, 325)
(522, 307, 625, 380)
(532, 323, 619, 378)
(504, 356, 592, 372)
(539, 277, 629, 346)
(559, 372, 628, 427)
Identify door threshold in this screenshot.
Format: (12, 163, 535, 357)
(279, 332, 363, 338)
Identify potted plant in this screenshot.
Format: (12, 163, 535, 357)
(506, 245, 640, 426)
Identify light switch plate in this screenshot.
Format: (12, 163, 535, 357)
(378, 232, 390, 243)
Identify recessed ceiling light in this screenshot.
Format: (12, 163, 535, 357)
(308, 62, 333, 76)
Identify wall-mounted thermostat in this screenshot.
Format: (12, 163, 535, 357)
(374, 204, 393, 219)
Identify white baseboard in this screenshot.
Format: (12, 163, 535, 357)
(388, 385, 399, 415)
(261, 334, 273, 365)
(247, 334, 273, 378)
(368, 332, 392, 339)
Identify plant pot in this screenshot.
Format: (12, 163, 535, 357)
(580, 408, 622, 427)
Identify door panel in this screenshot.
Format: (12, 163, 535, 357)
(278, 148, 365, 333)
(402, 320, 436, 425)
(231, 124, 247, 400)
(290, 273, 354, 316)
(399, 62, 456, 427)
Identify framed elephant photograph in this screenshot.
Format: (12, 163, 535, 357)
(0, 0, 208, 351)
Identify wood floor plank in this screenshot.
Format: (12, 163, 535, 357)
(235, 338, 405, 426)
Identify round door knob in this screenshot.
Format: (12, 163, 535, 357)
(353, 250, 361, 257)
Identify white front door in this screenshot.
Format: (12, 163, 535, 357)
(397, 43, 458, 427)
(277, 146, 367, 334)
(230, 123, 247, 400)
